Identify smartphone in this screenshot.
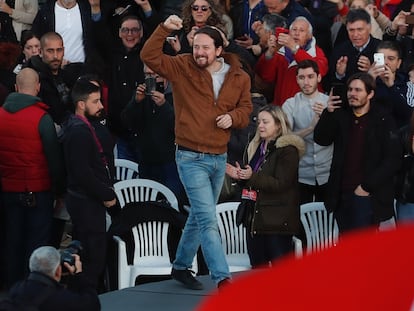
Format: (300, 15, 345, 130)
(275, 27, 289, 39)
(406, 12, 414, 24)
(373, 52, 385, 66)
(166, 36, 176, 41)
(331, 82, 347, 106)
(144, 76, 156, 95)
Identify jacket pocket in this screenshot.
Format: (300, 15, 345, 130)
(256, 200, 290, 232)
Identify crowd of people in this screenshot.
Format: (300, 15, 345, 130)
(0, 0, 414, 303)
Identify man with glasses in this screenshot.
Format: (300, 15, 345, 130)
(141, 15, 252, 290)
(107, 15, 157, 161)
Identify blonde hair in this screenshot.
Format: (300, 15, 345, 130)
(250, 105, 291, 145)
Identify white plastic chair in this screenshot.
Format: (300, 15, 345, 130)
(114, 179, 179, 211)
(114, 159, 139, 181)
(294, 202, 339, 255)
(216, 202, 251, 272)
(113, 221, 173, 289)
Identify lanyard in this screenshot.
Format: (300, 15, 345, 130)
(253, 140, 267, 172)
(75, 114, 108, 167)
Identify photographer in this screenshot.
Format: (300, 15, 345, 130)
(121, 63, 185, 208)
(8, 246, 100, 311)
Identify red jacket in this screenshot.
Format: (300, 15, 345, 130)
(0, 103, 51, 192)
(255, 39, 328, 106)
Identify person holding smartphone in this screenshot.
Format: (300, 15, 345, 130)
(121, 64, 186, 207)
(255, 15, 328, 105)
(368, 40, 412, 128)
(314, 72, 401, 234)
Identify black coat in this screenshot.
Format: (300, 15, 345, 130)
(107, 44, 145, 136)
(25, 56, 78, 125)
(375, 72, 412, 128)
(395, 125, 414, 204)
(60, 114, 116, 202)
(329, 36, 381, 88)
(9, 272, 100, 311)
(121, 88, 175, 164)
(314, 105, 402, 222)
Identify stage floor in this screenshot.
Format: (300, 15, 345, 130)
(99, 275, 219, 311)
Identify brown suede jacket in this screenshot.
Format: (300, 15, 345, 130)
(141, 24, 252, 154)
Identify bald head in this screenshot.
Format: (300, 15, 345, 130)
(16, 68, 40, 96)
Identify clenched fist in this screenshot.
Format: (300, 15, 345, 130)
(164, 15, 183, 31)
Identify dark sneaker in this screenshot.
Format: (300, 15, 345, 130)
(217, 278, 231, 291)
(171, 268, 204, 290)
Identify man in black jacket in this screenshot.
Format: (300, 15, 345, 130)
(26, 32, 76, 125)
(121, 64, 185, 206)
(314, 72, 401, 233)
(60, 79, 117, 289)
(9, 246, 100, 311)
(328, 9, 381, 90)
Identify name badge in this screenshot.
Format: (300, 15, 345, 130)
(241, 188, 257, 201)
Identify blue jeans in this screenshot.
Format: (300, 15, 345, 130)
(396, 201, 414, 223)
(173, 149, 230, 283)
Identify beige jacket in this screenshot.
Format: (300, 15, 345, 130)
(10, 0, 38, 41)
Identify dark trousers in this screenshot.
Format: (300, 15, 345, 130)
(66, 193, 107, 289)
(3, 191, 54, 287)
(299, 182, 329, 205)
(335, 192, 375, 234)
(246, 233, 293, 268)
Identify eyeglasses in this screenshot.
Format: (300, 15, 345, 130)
(120, 27, 141, 35)
(191, 5, 210, 12)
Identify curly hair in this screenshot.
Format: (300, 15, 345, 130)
(181, 0, 226, 34)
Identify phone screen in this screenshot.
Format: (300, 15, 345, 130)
(331, 82, 347, 107)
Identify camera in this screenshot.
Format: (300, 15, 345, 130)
(60, 240, 82, 267)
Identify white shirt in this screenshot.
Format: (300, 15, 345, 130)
(55, 2, 85, 63)
(282, 92, 333, 185)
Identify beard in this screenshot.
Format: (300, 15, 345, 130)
(194, 56, 210, 69)
(85, 108, 104, 121)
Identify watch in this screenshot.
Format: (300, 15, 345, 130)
(292, 44, 300, 54)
